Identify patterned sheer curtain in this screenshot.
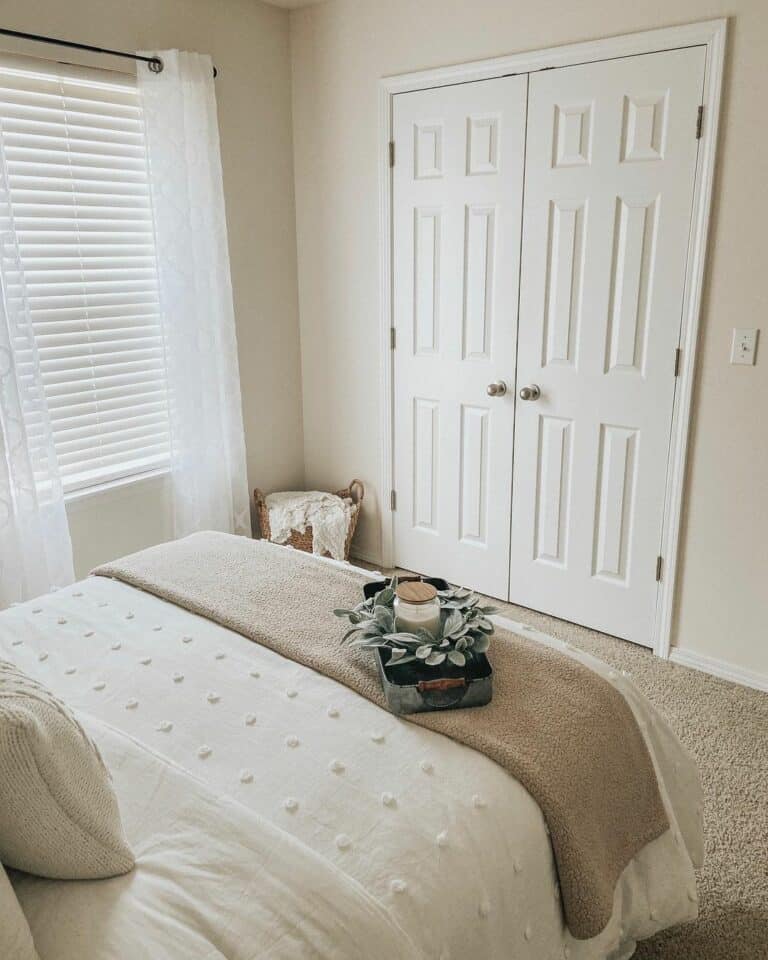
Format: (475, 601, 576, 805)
(138, 51, 250, 538)
(0, 151, 74, 604)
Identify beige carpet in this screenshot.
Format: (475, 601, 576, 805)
(362, 564, 768, 959)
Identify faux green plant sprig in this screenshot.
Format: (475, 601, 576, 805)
(334, 577, 497, 669)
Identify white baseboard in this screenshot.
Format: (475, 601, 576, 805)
(349, 550, 383, 570)
(669, 647, 768, 693)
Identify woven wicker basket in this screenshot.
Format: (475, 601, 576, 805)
(254, 480, 364, 561)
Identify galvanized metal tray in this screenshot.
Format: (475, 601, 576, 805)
(363, 577, 493, 715)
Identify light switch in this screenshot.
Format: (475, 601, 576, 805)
(730, 328, 758, 365)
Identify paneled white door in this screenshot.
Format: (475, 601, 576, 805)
(392, 77, 527, 598)
(509, 47, 705, 644)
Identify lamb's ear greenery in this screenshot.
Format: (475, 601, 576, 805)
(447, 649, 466, 667)
(425, 650, 446, 666)
(473, 634, 491, 654)
(336, 583, 494, 670)
(373, 586, 395, 607)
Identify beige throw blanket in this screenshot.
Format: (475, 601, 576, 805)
(93, 532, 669, 940)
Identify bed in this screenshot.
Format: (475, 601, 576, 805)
(0, 547, 702, 960)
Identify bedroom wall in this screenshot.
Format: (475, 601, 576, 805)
(289, 0, 768, 679)
(3, 0, 304, 576)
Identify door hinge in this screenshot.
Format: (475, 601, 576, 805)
(674, 347, 682, 377)
(390, 490, 397, 511)
(696, 105, 704, 140)
(390, 327, 396, 349)
(389, 140, 395, 167)
(655, 556, 663, 582)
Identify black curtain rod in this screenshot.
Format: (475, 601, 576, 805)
(0, 28, 218, 77)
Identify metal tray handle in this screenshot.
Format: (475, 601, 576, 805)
(417, 677, 467, 692)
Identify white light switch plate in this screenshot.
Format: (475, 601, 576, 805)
(730, 328, 758, 365)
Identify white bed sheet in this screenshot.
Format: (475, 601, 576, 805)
(0, 568, 702, 960)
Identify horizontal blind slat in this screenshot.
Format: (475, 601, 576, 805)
(2, 130, 147, 158)
(40, 369, 170, 401)
(45, 395, 168, 426)
(24, 394, 168, 429)
(57, 434, 170, 470)
(52, 412, 170, 448)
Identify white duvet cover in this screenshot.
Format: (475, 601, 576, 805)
(13, 718, 422, 960)
(0, 565, 703, 960)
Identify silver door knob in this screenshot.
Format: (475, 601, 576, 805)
(486, 380, 507, 397)
(519, 384, 541, 401)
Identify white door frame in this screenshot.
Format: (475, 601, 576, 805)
(378, 18, 727, 659)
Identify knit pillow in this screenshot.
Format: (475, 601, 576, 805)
(0, 862, 39, 959)
(0, 660, 134, 879)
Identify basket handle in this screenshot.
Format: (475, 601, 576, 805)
(348, 479, 365, 504)
(253, 488, 266, 507)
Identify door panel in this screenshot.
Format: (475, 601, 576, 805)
(534, 415, 573, 566)
(509, 47, 705, 644)
(393, 77, 527, 598)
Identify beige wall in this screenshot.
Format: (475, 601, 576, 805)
(66, 475, 172, 577)
(3, 0, 304, 576)
(289, 0, 768, 677)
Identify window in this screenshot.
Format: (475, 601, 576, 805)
(0, 55, 169, 494)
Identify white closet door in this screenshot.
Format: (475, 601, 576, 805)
(509, 47, 705, 644)
(392, 77, 527, 598)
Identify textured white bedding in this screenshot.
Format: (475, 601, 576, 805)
(12, 717, 422, 960)
(0, 565, 703, 960)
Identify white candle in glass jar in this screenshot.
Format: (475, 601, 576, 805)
(393, 581, 441, 639)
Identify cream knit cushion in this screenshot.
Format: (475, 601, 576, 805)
(0, 660, 135, 879)
(0, 863, 39, 960)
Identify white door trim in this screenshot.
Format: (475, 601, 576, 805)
(378, 18, 727, 659)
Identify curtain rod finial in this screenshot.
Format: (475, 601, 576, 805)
(148, 56, 164, 74)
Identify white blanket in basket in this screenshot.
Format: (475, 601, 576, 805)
(266, 490, 354, 560)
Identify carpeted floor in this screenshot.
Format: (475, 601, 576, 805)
(363, 564, 768, 959)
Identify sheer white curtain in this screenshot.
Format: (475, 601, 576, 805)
(0, 157, 75, 603)
(138, 51, 250, 538)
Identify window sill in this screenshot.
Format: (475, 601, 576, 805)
(64, 467, 171, 507)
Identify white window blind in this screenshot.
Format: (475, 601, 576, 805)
(0, 56, 170, 494)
